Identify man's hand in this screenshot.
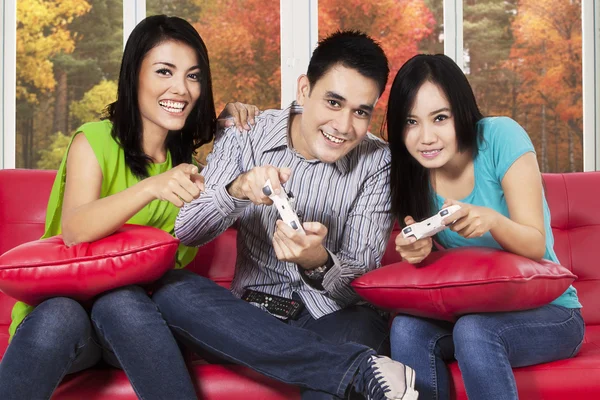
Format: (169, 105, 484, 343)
(395, 216, 433, 264)
(217, 102, 260, 132)
(227, 165, 292, 204)
(273, 221, 329, 270)
(442, 199, 500, 239)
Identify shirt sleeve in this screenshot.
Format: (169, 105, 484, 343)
(320, 151, 394, 306)
(485, 117, 536, 182)
(174, 127, 251, 247)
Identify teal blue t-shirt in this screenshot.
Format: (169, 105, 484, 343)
(434, 117, 581, 309)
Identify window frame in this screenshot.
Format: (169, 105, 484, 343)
(583, 0, 600, 171)
(1, 0, 16, 169)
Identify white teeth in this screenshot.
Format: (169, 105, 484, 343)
(159, 100, 185, 112)
(422, 150, 440, 155)
(321, 130, 345, 144)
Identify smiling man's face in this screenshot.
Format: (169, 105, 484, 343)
(291, 64, 380, 163)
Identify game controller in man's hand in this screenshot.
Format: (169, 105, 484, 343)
(401, 205, 462, 240)
(262, 179, 305, 234)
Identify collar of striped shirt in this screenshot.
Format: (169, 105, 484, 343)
(260, 102, 351, 175)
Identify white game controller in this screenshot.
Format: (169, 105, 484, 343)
(401, 205, 462, 240)
(262, 179, 305, 234)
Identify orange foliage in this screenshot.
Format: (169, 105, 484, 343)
(505, 0, 582, 171)
(193, 0, 281, 112)
(190, 0, 434, 136)
(320, 0, 435, 112)
(510, 0, 582, 123)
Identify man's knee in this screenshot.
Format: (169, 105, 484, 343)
(319, 306, 388, 349)
(154, 269, 221, 301)
(152, 269, 220, 315)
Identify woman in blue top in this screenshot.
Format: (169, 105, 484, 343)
(386, 54, 584, 400)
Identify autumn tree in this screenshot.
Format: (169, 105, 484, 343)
(463, 0, 517, 116)
(419, 0, 444, 55)
(173, 0, 433, 162)
(16, 0, 91, 168)
(193, 0, 281, 112)
(147, 0, 202, 17)
(507, 0, 582, 172)
(70, 80, 118, 126)
(319, 0, 435, 135)
(37, 132, 71, 170)
(53, 0, 122, 137)
(16, 0, 91, 102)
(167, 0, 282, 162)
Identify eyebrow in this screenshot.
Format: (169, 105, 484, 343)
(407, 107, 451, 118)
(152, 62, 201, 71)
(325, 91, 374, 113)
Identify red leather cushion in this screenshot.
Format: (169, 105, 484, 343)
(352, 247, 577, 321)
(0, 225, 179, 305)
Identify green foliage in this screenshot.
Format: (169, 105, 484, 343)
(70, 80, 117, 126)
(147, 0, 202, 17)
(16, 0, 91, 102)
(37, 132, 71, 170)
(65, 0, 123, 100)
(419, 0, 444, 54)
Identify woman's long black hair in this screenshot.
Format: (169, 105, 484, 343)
(106, 15, 216, 179)
(385, 54, 483, 224)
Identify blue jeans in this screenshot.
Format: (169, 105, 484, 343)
(390, 305, 585, 400)
(289, 301, 389, 399)
(152, 269, 382, 399)
(0, 286, 197, 400)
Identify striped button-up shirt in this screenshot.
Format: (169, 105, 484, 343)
(175, 103, 393, 319)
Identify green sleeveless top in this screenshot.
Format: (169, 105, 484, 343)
(9, 120, 198, 341)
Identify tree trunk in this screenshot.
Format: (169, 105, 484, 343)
(569, 129, 575, 172)
(541, 104, 547, 172)
(29, 118, 35, 168)
(554, 118, 559, 172)
(511, 73, 519, 121)
(20, 116, 34, 168)
(53, 70, 68, 135)
(19, 118, 26, 168)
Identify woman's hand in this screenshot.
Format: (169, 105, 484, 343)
(395, 216, 433, 264)
(442, 199, 500, 239)
(144, 163, 204, 207)
(218, 102, 261, 132)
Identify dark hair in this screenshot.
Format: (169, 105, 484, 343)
(106, 15, 216, 179)
(386, 54, 484, 224)
(307, 30, 389, 96)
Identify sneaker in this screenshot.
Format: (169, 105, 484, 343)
(354, 355, 419, 400)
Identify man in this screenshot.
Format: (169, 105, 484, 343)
(152, 31, 418, 400)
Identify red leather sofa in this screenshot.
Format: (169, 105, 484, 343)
(1, 169, 599, 399)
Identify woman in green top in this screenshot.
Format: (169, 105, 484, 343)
(0, 15, 257, 400)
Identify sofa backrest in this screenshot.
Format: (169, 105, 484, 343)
(0, 169, 55, 327)
(0, 169, 599, 327)
(543, 172, 600, 324)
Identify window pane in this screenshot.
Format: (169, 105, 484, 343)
(464, 0, 582, 172)
(319, 0, 442, 136)
(16, 0, 122, 169)
(147, 1, 281, 163)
